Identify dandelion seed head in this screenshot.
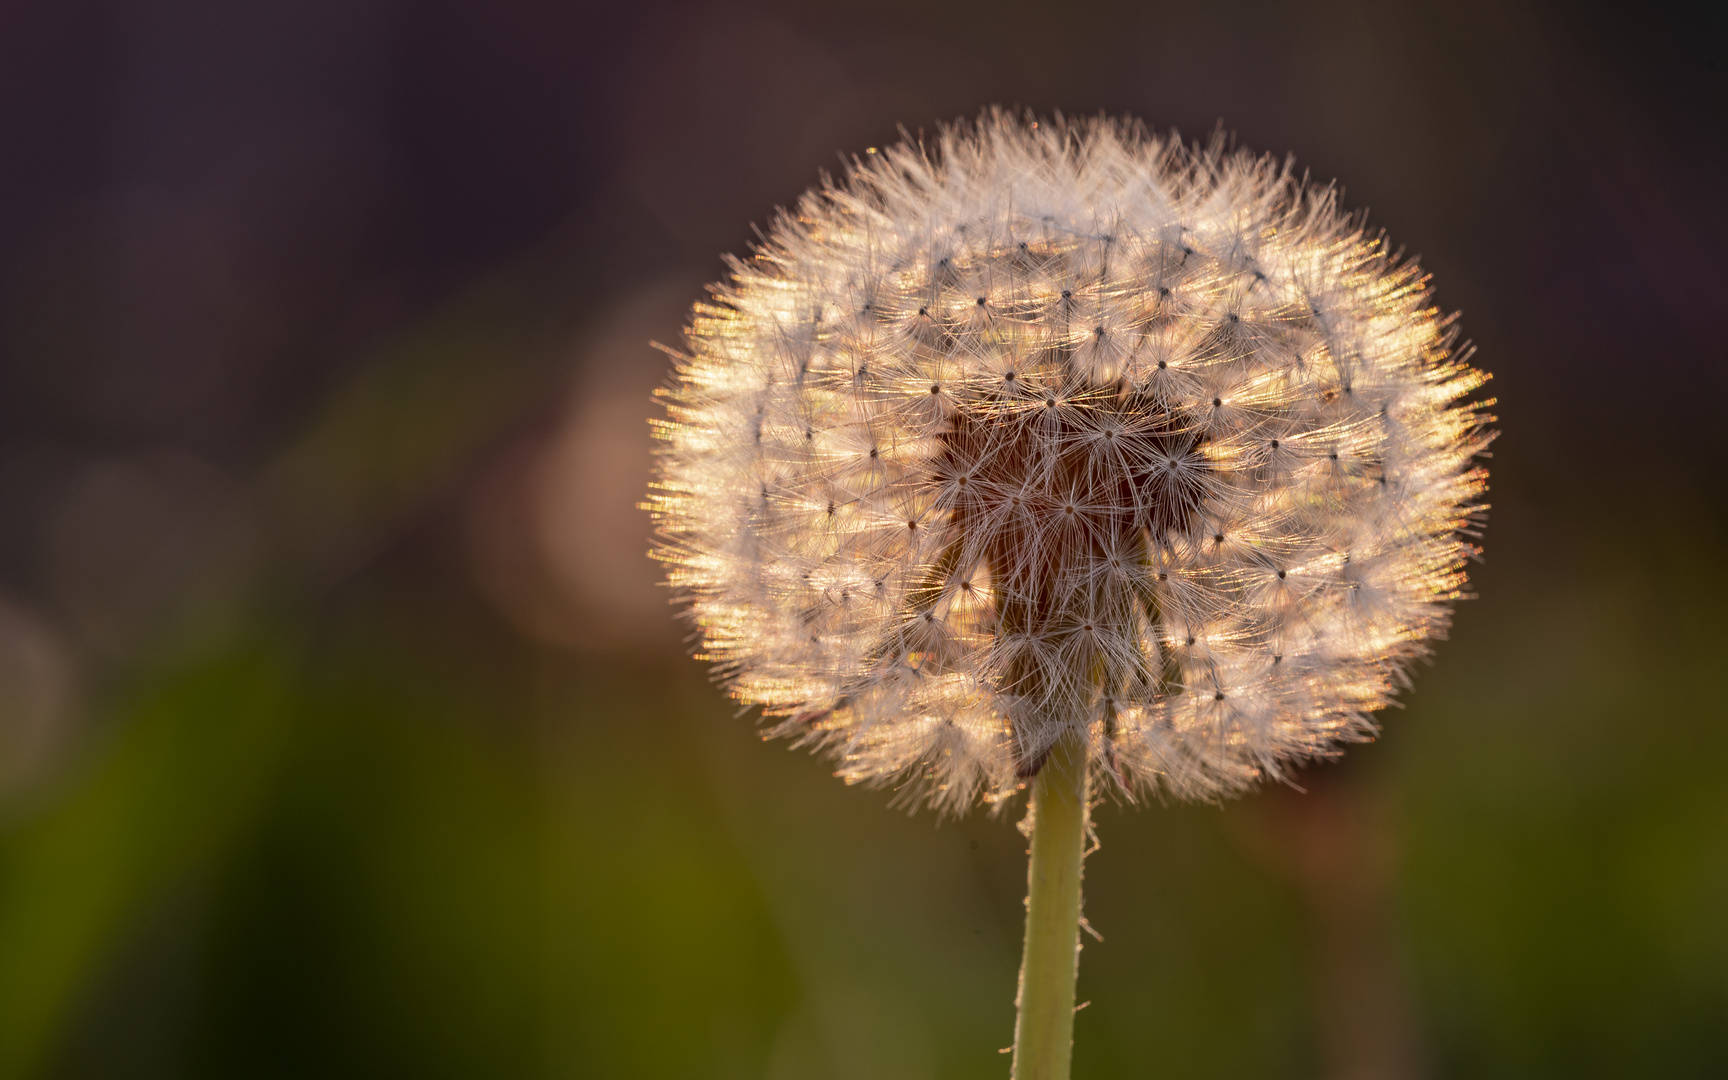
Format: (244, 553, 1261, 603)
(648, 110, 1494, 812)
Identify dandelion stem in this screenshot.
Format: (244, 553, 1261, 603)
(1011, 732, 1090, 1080)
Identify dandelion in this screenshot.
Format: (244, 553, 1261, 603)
(647, 110, 1492, 1079)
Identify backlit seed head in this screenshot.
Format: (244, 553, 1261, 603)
(648, 111, 1494, 813)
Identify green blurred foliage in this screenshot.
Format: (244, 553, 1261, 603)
(1, 277, 1723, 1080)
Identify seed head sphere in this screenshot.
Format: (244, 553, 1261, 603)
(649, 112, 1493, 812)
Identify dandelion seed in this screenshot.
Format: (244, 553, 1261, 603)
(649, 109, 1492, 812)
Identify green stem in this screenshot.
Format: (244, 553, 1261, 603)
(1011, 733, 1090, 1080)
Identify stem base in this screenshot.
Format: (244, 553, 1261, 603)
(1010, 734, 1090, 1080)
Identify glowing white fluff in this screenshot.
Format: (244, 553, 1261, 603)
(649, 111, 1493, 812)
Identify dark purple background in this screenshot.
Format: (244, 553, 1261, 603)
(0, 3, 1723, 1077)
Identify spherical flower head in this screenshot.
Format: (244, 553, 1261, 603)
(649, 111, 1493, 813)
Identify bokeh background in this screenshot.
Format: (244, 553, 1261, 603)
(1, 1, 1724, 1077)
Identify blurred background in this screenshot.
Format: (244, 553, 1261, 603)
(0, 1, 1723, 1077)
